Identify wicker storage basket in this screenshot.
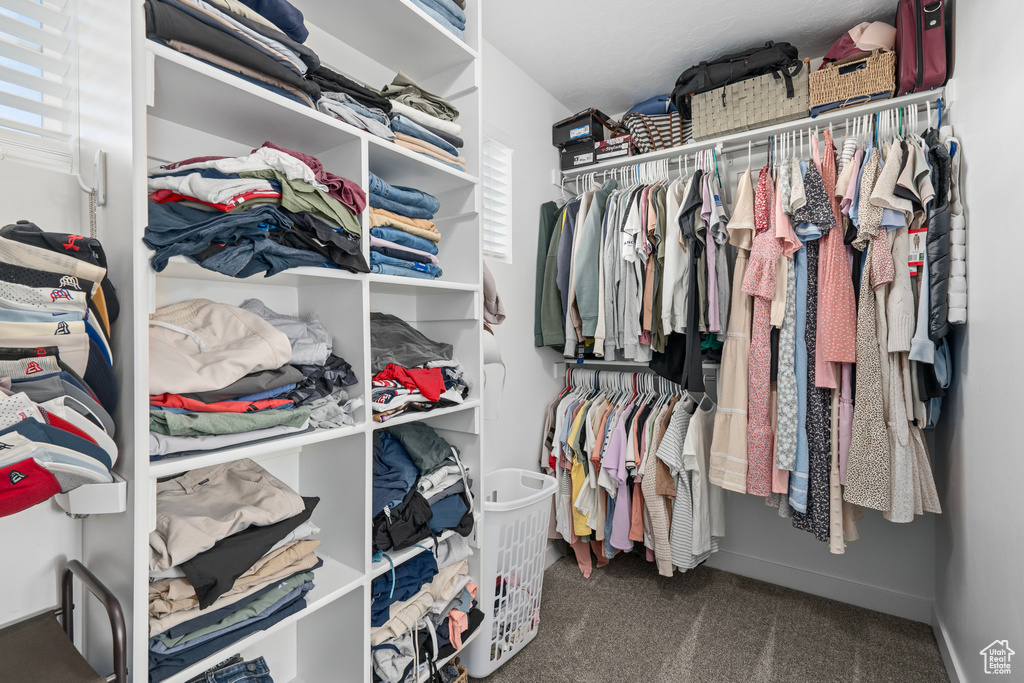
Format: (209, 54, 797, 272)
(450, 657, 468, 683)
(692, 66, 809, 140)
(809, 49, 895, 116)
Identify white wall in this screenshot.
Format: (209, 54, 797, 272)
(481, 41, 569, 471)
(933, 3, 1024, 681)
(0, 163, 84, 628)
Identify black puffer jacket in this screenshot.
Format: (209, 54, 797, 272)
(925, 128, 951, 342)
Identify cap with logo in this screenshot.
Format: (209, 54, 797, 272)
(0, 458, 60, 517)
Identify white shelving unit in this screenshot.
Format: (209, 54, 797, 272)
(128, 4, 485, 682)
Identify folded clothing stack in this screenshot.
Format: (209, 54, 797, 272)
(144, 0, 318, 108)
(144, 142, 369, 278)
(409, 0, 468, 41)
(372, 421, 474, 553)
(370, 313, 469, 422)
(149, 459, 319, 682)
(0, 221, 120, 518)
(149, 298, 360, 460)
(381, 73, 466, 170)
(369, 173, 443, 280)
(313, 66, 396, 142)
(370, 538, 483, 683)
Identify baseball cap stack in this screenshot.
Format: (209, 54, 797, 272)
(0, 220, 118, 518)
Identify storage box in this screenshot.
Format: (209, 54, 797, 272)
(559, 140, 596, 171)
(809, 50, 895, 117)
(595, 135, 635, 162)
(691, 64, 809, 140)
(552, 108, 612, 148)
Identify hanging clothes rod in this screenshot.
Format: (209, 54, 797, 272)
(561, 87, 947, 177)
(563, 365, 718, 394)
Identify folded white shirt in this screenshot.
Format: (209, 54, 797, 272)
(389, 100, 462, 138)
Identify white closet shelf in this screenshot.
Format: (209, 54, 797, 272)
(434, 211, 479, 224)
(561, 87, 947, 177)
(368, 274, 481, 294)
(371, 511, 482, 580)
(301, 0, 477, 82)
(147, 42, 362, 155)
(156, 255, 368, 286)
(147, 42, 478, 189)
(148, 424, 364, 480)
(367, 137, 479, 192)
(156, 256, 366, 288)
(372, 399, 481, 430)
(159, 555, 364, 683)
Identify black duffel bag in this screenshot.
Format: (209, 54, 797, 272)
(672, 41, 802, 119)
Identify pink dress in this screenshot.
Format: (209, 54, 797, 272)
(817, 131, 858, 386)
(741, 167, 780, 497)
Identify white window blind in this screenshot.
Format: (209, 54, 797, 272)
(0, 0, 75, 168)
(482, 136, 512, 263)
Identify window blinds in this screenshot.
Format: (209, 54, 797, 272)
(0, 0, 75, 168)
(482, 136, 513, 263)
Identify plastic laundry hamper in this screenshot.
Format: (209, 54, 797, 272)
(463, 468, 557, 677)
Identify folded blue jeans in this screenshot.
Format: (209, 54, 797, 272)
(408, 0, 465, 38)
(184, 655, 275, 683)
(371, 263, 441, 279)
(367, 173, 440, 214)
(425, 0, 467, 27)
(369, 227, 439, 255)
(369, 193, 438, 221)
(390, 115, 460, 157)
(370, 251, 443, 278)
(414, 0, 466, 29)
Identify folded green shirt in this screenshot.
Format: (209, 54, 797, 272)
(238, 169, 360, 237)
(150, 407, 311, 436)
(153, 571, 314, 649)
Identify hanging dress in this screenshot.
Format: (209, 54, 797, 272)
(817, 137, 858, 387)
(708, 169, 756, 493)
(774, 165, 800, 473)
(844, 150, 895, 511)
(741, 167, 779, 496)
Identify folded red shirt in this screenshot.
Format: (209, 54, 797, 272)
(149, 188, 282, 212)
(150, 393, 295, 413)
(374, 363, 445, 402)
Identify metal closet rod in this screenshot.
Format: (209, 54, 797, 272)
(563, 90, 947, 178)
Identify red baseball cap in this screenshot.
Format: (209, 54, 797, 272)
(0, 458, 60, 518)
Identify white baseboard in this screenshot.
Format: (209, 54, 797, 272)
(932, 604, 965, 683)
(704, 550, 933, 623)
(544, 540, 562, 569)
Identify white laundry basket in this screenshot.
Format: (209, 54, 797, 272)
(463, 468, 557, 677)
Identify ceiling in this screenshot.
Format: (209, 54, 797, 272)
(485, 0, 897, 115)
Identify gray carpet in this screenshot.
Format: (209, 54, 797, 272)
(472, 554, 948, 683)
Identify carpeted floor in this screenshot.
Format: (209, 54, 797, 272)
(472, 554, 948, 683)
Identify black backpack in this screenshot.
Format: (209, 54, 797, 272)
(671, 41, 802, 119)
